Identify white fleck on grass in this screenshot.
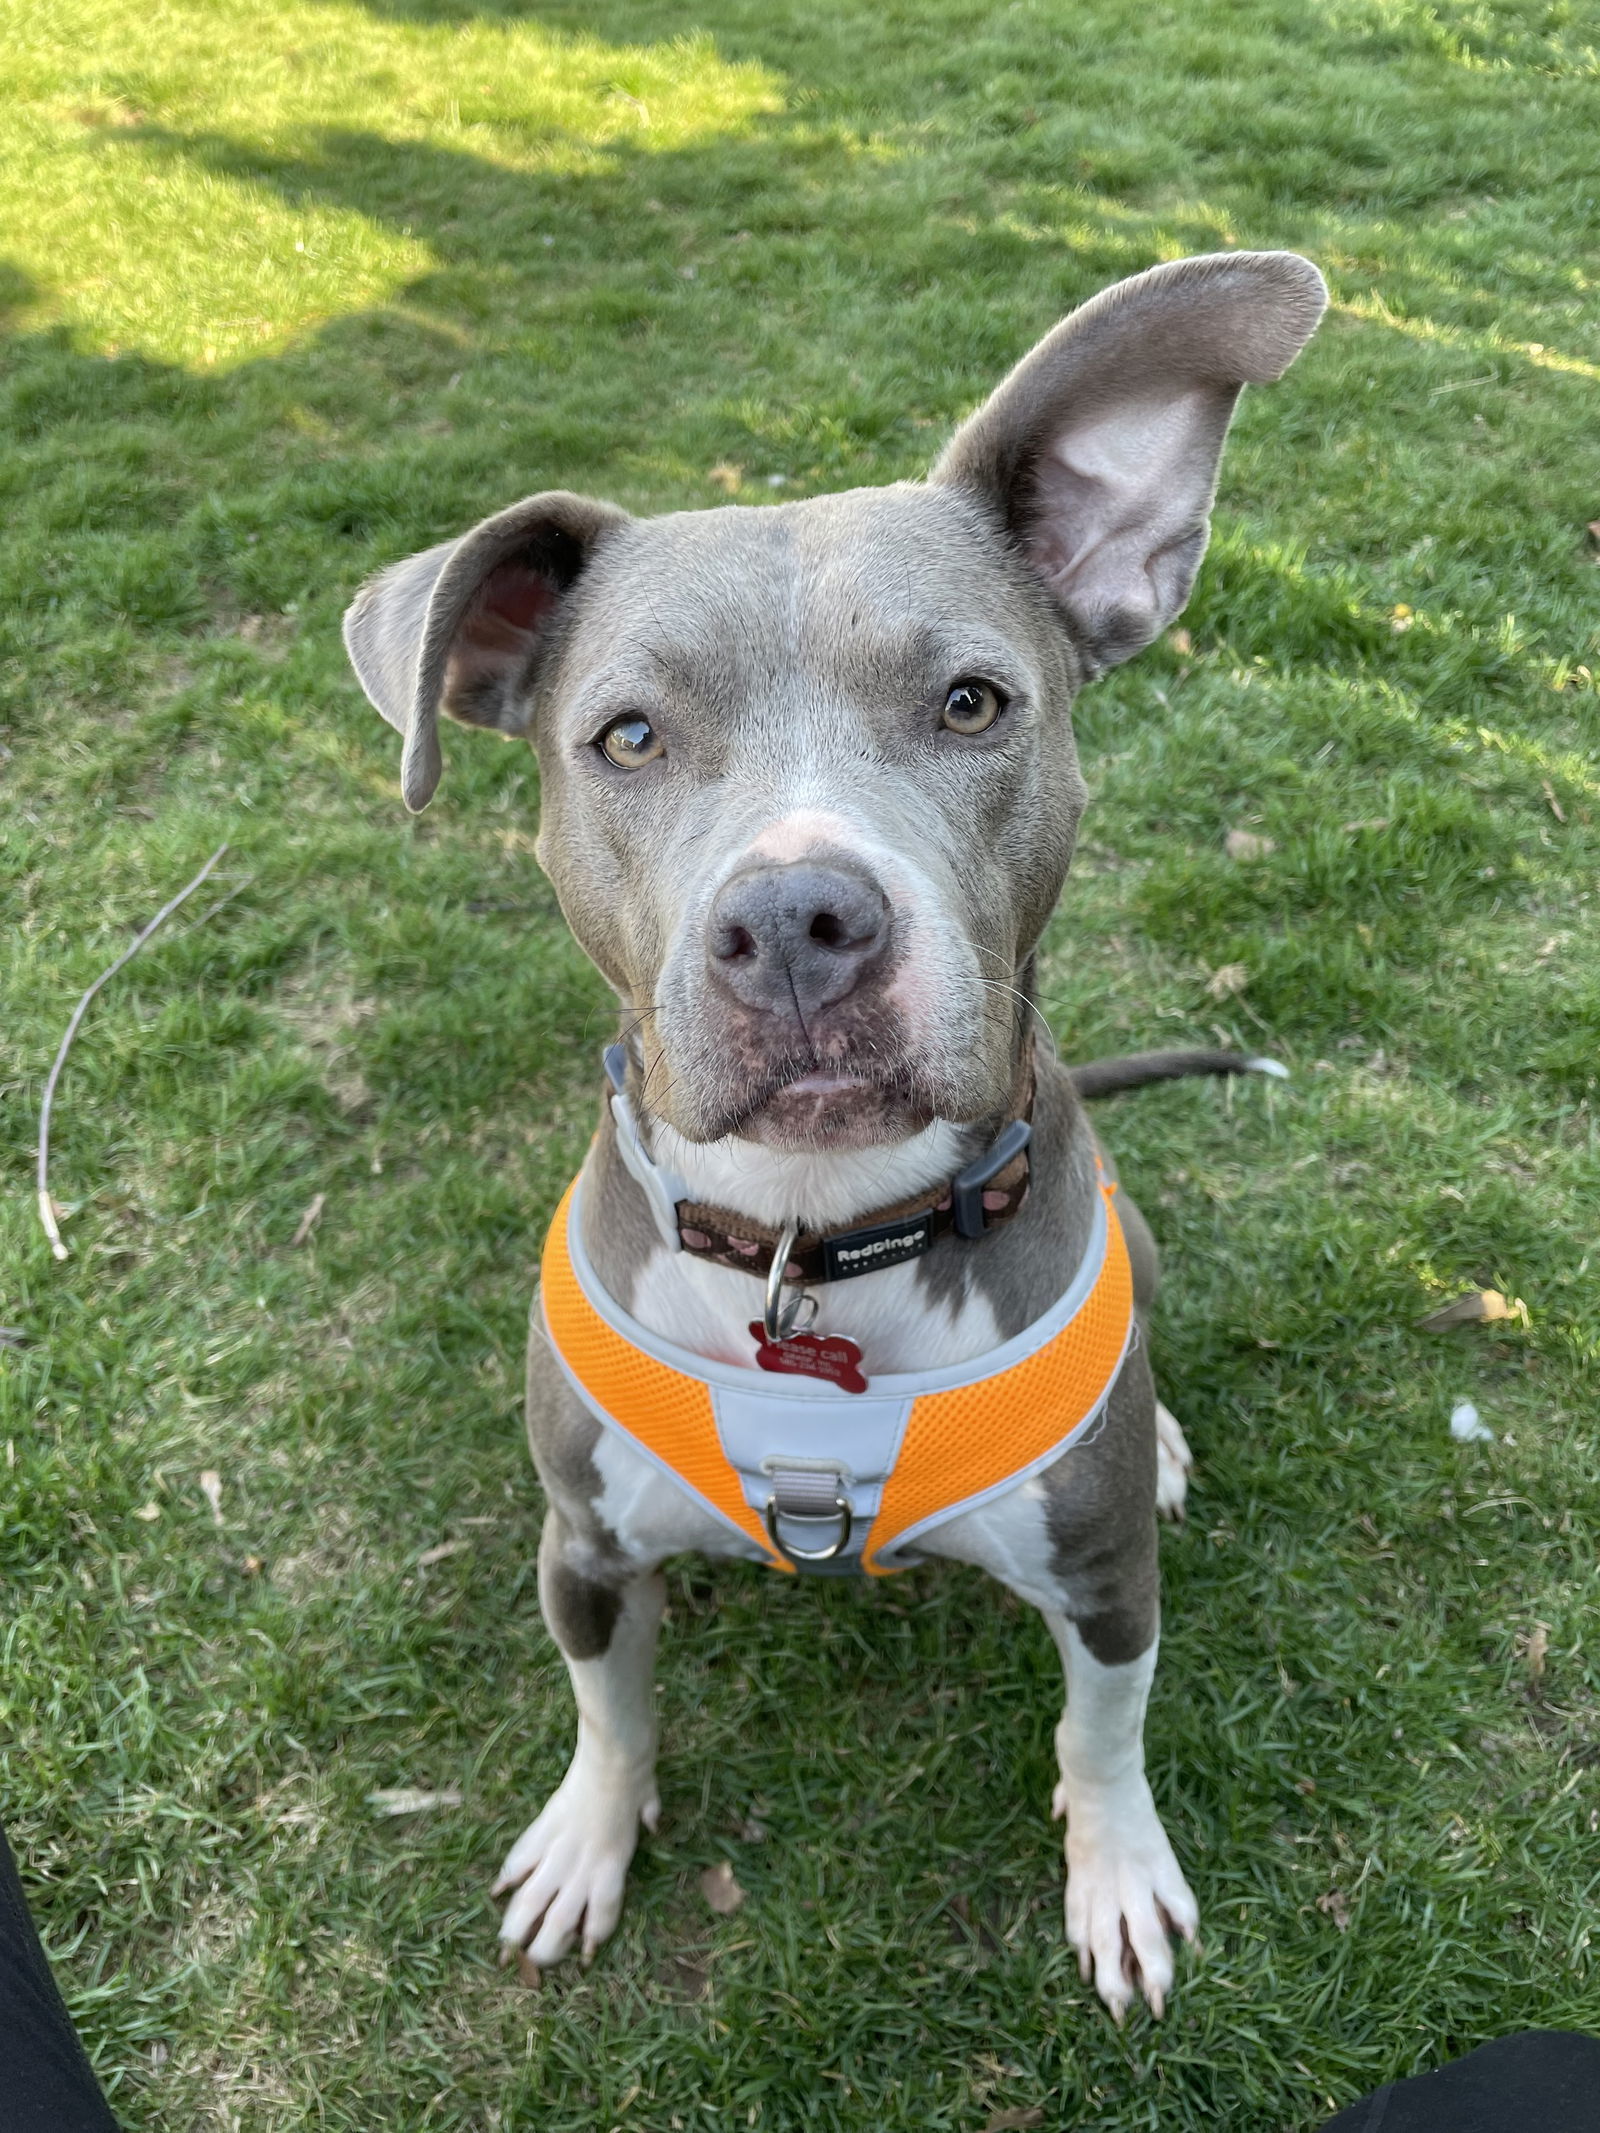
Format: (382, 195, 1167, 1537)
(1450, 1400, 1495, 1443)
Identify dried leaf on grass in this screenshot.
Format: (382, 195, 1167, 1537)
(1317, 1888, 1351, 1931)
(134, 1502, 161, 1522)
(1206, 962, 1249, 1000)
(1418, 1289, 1528, 1330)
(290, 1193, 326, 1247)
(416, 1539, 467, 1568)
(1522, 1623, 1550, 1681)
(1541, 779, 1567, 824)
(1225, 828, 1276, 861)
(366, 1787, 463, 1817)
(983, 2111, 1046, 2132)
(699, 1860, 747, 1915)
(199, 1469, 224, 1526)
(707, 463, 742, 494)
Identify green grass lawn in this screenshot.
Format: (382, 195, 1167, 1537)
(3, 0, 1599, 2124)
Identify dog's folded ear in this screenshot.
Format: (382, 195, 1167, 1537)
(343, 491, 628, 810)
(931, 251, 1326, 674)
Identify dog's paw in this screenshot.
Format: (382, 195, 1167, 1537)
(493, 1761, 660, 1972)
(1154, 1401, 1193, 1522)
(1055, 1779, 1198, 2020)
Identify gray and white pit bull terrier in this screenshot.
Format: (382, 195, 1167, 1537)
(344, 251, 1325, 2019)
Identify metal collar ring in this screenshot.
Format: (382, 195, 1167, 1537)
(762, 1224, 818, 1342)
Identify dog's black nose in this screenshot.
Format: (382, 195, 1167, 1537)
(708, 861, 890, 1021)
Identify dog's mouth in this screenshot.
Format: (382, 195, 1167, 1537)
(781, 1068, 877, 1095)
(725, 1058, 933, 1150)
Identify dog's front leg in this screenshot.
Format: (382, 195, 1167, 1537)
(925, 1352, 1197, 2018)
(1044, 1609, 1197, 2019)
(494, 1511, 664, 1971)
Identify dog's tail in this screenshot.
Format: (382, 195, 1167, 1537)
(1069, 1049, 1289, 1100)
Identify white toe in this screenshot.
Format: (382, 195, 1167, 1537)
(1154, 1401, 1193, 1522)
(494, 1759, 655, 1968)
(1061, 1779, 1197, 2019)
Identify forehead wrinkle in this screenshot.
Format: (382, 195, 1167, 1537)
(566, 483, 1048, 725)
(785, 513, 1047, 686)
(627, 530, 808, 708)
(558, 651, 672, 709)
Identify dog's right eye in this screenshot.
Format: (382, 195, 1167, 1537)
(941, 678, 1007, 735)
(597, 715, 665, 769)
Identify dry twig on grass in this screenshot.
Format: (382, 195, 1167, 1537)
(36, 842, 230, 1261)
(290, 1192, 326, 1248)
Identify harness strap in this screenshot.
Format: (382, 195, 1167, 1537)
(860, 1180, 1132, 1571)
(541, 1176, 790, 1568)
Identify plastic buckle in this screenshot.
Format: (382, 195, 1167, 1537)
(603, 1043, 688, 1251)
(951, 1118, 1032, 1239)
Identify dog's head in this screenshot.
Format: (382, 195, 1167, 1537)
(346, 253, 1324, 1151)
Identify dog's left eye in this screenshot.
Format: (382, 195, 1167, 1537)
(598, 715, 665, 769)
(941, 679, 1006, 735)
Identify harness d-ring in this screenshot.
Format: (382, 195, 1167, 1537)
(762, 1224, 817, 1342)
(764, 1492, 853, 1564)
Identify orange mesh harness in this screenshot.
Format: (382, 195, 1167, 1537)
(540, 1160, 1135, 1577)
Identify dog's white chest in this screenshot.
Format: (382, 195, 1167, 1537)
(628, 1243, 1003, 1374)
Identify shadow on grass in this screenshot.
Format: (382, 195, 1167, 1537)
(1, 100, 1564, 646)
(0, 97, 1320, 649)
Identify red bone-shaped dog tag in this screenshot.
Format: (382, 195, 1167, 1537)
(748, 1323, 868, 1394)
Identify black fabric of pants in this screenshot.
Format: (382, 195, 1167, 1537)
(1, 1819, 1596, 2133)
(0, 1821, 120, 2131)
(1318, 2029, 1600, 2132)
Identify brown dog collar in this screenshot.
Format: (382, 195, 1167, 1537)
(603, 1044, 1034, 1286)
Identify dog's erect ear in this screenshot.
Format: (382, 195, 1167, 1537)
(931, 252, 1326, 673)
(342, 490, 628, 810)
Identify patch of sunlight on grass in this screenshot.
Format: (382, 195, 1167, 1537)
(1338, 290, 1600, 381)
(1316, 0, 1600, 79)
(0, 0, 783, 369)
(980, 201, 1245, 259)
(1508, 342, 1600, 383)
(1465, 721, 1600, 797)
(0, 116, 430, 372)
